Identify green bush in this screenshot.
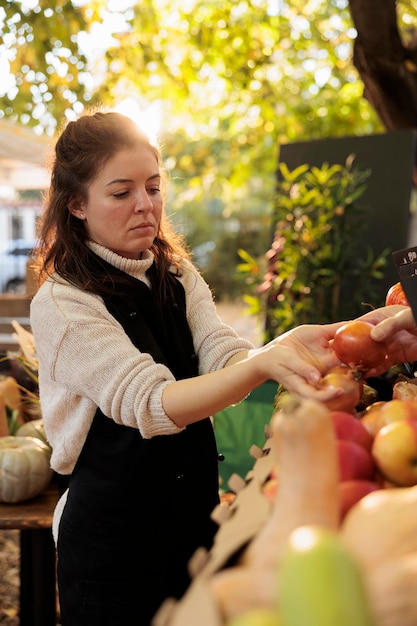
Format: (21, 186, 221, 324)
(239, 158, 389, 343)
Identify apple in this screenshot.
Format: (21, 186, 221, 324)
(385, 281, 409, 306)
(372, 418, 417, 486)
(360, 399, 417, 437)
(220, 491, 236, 507)
(337, 439, 375, 481)
(338, 479, 381, 522)
(360, 402, 387, 437)
(330, 410, 374, 451)
(269, 464, 279, 480)
(261, 477, 279, 501)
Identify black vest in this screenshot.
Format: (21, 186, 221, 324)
(61, 262, 220, 620)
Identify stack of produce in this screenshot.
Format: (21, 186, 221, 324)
(0, 328, 51, 503)
(153, 284, 417, 626)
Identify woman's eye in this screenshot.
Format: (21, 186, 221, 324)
(148, 187, 161, 195)
(113, 191, 129, 198)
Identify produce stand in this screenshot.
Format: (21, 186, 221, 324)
(153, 382, 417, 626)
(0, 484, 59, 626)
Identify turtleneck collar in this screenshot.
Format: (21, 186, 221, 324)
(87, 241, 154, 283)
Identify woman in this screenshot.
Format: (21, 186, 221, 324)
(31, 109, 349, 625)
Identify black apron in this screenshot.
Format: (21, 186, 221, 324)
(57, 262, 220, 625)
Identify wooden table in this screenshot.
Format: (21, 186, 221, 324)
(0, 484, 60, 626)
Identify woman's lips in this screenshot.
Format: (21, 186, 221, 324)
(131, 223, 154, 231)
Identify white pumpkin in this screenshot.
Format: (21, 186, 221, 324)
(16, 419, 51, 450)
(0, 436, 52, 503)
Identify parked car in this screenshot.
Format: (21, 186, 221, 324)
(0, 239, 37, 294)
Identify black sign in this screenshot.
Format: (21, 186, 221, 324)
(392, 246, 417, 320)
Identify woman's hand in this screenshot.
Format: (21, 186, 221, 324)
(256, 322, 346, 402)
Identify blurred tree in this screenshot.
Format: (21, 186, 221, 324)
(1, 0, 415, 298)
(0, 0, 92, 131)
(349, 0, 417, 131)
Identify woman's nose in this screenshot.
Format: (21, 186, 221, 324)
(134, 190, 153, 212)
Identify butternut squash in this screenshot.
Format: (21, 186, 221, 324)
(0, 375, 24, 423)
(0, 395, 8, 437)
(209, 567, 276, 623)
(152, 578, 222, 626)
(241, 394, 340, 569)
(341, 485, 417, 569)
(155, 396, 343, 626)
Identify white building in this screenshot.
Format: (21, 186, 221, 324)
(0, 118, 50, 244)
(0, 119, 50, 292)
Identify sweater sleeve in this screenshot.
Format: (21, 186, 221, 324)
(179, 261, 254, 373)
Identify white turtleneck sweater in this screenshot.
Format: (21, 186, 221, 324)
(30, 243, 253, 475)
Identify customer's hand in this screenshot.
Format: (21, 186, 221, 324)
(361, 305, 417, 372)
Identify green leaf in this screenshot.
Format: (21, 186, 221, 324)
(6, 407, 21, 436)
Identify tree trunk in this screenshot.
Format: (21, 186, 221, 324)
(349, 0, 417, 131)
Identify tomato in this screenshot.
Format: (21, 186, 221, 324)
(385, 281, 409, 306)
(318, 365, 363, 413)
(333, 320, 388, 373)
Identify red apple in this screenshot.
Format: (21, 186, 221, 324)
(338, 479, 381, 522)
(261, 477, 279, 501)
(385, 281, 409, 306)
(268, 464, 278, 480)
(372, 418, 417, 486)
(337, 439, 375, 481)
(330, 410, 374, 451)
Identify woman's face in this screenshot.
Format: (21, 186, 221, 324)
(73, 144, 163, 259)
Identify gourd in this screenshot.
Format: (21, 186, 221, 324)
(0, 436, 52, 503)
(341, 485, 417, 569)
(0, 375, 23, 422)
(208, 395, 340, 623)
(279, 525, 374, 626)
(365, 550, 417, 626)
(225, 608, 281, 626)
(0, 395, 8, 437)
(242, 395, 340, 569)
(16, 419, 50, 450)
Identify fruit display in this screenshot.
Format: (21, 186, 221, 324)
(152, 283, 417, 626)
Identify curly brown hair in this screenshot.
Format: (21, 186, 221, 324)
(34, 108, 190, 297)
